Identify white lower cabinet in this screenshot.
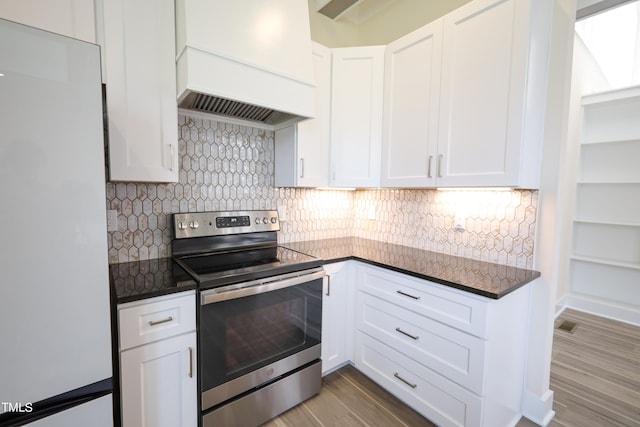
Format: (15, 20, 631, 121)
(353, 263, 532, 427)
(321, 262, 352, 374)
(356, 332, 482, 427)
(118, 292, 197, 427)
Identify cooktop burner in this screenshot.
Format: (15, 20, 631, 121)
(171, 210, 323, 289)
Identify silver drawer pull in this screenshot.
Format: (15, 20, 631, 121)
(394, 372, 417, 389)
(396, 327, 419, 340)
(148, 316, 173, 326)
(396, 290, 420, 300)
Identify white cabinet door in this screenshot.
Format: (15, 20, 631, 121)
(101, 0, 179, 182)
(120, 332, 197, 427)
(321, 262, 350, 374)
(0, 0, 96, 43)
(330, 46, 385, 188)
(437, 0, 530, 187)
(381, 20, 444, 188)
(275, 42, 331, 187)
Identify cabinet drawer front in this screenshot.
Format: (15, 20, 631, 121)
(357, 264, 488, 338)
(119, 292, 196, 350)
(357, 293, 486, 394)
(355, 332, 481, 427)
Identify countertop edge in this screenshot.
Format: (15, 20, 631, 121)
(114, 283, 197, 305)
(318, 255, 540, 300)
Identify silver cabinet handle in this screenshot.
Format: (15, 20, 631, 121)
(148, 316, 173, 326)
(396, 290, 420, 300)
(169, 144, 176, 171)
(437, 154, 443, 178)
(427, 155, 433, 178)
(299, 158, 305, 179)
(394, 372, 417, 389)
(326, 274, 331, 297)
(188, 347, 194, 378)
(395, 327, 419, 340)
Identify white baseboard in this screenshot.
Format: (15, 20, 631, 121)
(522, 389, 555, 426)
(554, 296, 568, 318)
(561, 294, 640, 327)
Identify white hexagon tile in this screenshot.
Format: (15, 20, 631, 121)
(106, 114, 537, 269)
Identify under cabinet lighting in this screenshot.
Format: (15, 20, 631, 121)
(436, 187, 513, 191)
(316, 187, 356, 191)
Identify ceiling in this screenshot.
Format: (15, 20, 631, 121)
(314, 0, 399, 24)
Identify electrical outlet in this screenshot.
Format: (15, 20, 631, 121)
(106, 210, 118, 232)
(454, 212, 465, 232)
(368, 206, 376, 220)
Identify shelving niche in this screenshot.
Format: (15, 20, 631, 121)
(571, 85, 640, 308)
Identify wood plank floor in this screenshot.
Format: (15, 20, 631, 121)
(264, 364, 436, 427)
(266, 309, 640, 426)
(546, 309, 640, 427)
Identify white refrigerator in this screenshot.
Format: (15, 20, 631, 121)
(0, 18, 113, 426)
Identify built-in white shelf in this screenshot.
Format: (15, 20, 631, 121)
(569, 85, 640, 313)
(570, 255, 640, 271)
(581, 85, 640, 144)
(579, 139, 640, 182)
(569, 259, 640, 307)
(575, 183, 640, 223)
(572, 221, 640, 266)
(573, 219, 640, 227)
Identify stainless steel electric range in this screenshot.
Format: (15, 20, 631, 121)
(171, 210, 324, 427)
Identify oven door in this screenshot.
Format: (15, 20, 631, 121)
(199, 267, 324, 411)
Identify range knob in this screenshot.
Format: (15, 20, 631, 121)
(262, 218, 269, 224)
(270, 217, 277, 224)
(189, 221, 199, 229)
(178, 222, 187, 230)
(255, 217, 262, 225)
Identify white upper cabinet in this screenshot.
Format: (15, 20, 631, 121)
(275, 42, 331, 187)
(382, 0, 542, 188)
(101, 0, 179, 182)
(381, 20, 444, 188)
(437, 0, 533, 187)
(0, 0, 96, 43)
(330, 46, 385, 188)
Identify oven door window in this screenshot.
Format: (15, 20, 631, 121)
(200, 278, 322, 391)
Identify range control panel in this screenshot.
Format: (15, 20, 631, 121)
(173, 210, 280, 239)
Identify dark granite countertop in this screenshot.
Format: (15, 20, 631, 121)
(110, 237, 540, 304)
(110, 257, 197, 304)
(282, 237, 540, 299)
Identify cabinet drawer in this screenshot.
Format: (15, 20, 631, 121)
(118, 292, 196, 350)
(357, 264, 488, 338)
(355, 332, 481, 427)
(357, 292, 486, 395)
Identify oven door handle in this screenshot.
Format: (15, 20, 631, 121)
(201, 268, 326, 305)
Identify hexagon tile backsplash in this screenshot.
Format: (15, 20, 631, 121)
(106, 114, 537, 269)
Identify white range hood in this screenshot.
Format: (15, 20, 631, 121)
(175, 0, 316, 128)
